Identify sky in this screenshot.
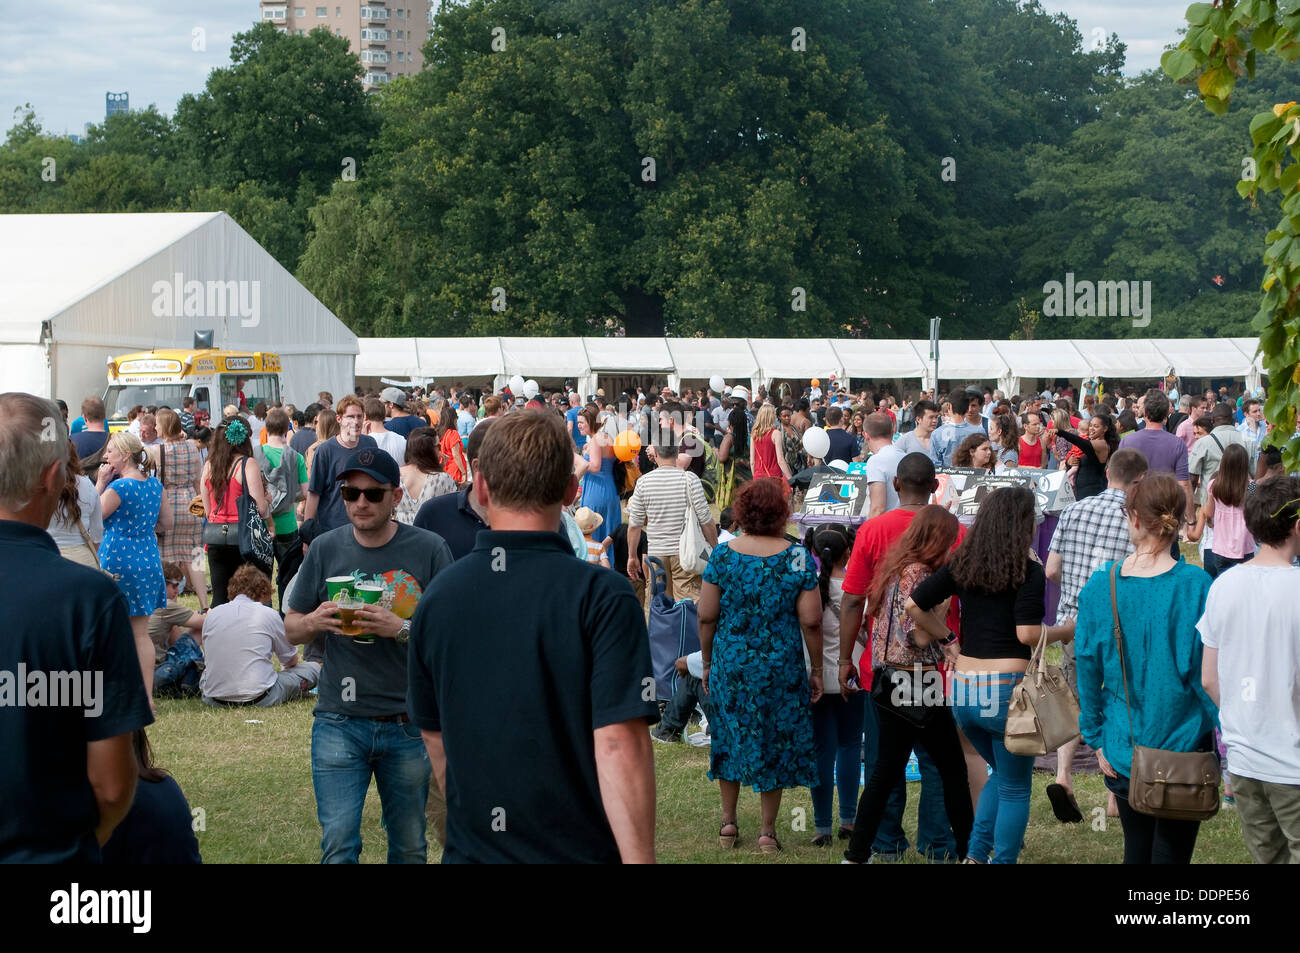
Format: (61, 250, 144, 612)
(0, 1, 1195, 140)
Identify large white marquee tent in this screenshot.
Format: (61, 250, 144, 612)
(358, 336, 1264, 395)
(0, 212, 358, 408)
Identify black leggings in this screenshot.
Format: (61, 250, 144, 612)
(207, 541, 270, 607)
(1112, 786, 1201, 864)
(845, 698, 974, 863)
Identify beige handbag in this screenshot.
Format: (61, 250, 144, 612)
(1109, 565, 1220, 821)
(1004, 625, 1081, 756)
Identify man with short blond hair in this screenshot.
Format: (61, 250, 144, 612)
(409, 411, 658, 862)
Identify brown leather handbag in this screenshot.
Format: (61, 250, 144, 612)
(1004, 624, 1081, 756)
(1109, 564, 1220, 821)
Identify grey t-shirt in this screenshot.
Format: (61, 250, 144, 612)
(894, 430, 933, 462)
(290, 522, 453, 717)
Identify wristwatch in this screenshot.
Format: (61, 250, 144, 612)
(396, 620, 411, 644)
(937, 629, 959, 646)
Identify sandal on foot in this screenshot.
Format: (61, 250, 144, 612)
(838, 825, 854, 841)
(718, 821, 739, 849)
(811, 834, 833, 847)
(758, 831, 782, 854)
(1046, 783, 1083, 823)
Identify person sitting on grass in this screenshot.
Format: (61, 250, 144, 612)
(200, 565, 320, 707)
(149, 562, 206, 668)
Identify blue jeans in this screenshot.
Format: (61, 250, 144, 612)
(861, 692, 957, 858)
(311, 711, 430, 864)
(811, 692, 866, 834)
(952, 672, 1033, 864)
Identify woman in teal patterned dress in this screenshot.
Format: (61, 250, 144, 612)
(699, 477, 824, 854)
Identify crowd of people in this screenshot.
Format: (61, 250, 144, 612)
(3, 367, 1298, 866)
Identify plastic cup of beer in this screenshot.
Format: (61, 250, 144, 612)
(336, 593, 364, 638)
(352, 582, 383, 644)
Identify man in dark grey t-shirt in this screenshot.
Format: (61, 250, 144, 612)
(287, 447, 453, 864)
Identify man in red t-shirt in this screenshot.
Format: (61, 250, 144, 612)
(838, 451, 964, 860)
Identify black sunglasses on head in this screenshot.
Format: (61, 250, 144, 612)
(341, 486, 390, 503)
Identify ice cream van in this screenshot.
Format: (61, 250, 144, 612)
(104, 348, 282, 432)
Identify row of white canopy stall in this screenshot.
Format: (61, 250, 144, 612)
(356, 336, 1266, 396)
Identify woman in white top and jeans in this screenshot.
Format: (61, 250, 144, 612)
(48, 442, 104, 568)
(802, 524, 862, 846)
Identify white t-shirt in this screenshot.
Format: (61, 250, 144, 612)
(46, 475, 104, 549)
(369, 428, 407, 465)
(1197, 565, 1300, 783)
(865, 444, 905, 513)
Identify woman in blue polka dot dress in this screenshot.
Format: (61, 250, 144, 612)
(96, 432, 166, 707)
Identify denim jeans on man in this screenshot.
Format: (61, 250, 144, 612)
(861, 693, 957, 859)
(952, 672, 1033, 864)
(812, 691, 866, 836)
(311, 711, 430, 863)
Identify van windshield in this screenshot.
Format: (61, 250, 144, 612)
(103, 385, 191, 420)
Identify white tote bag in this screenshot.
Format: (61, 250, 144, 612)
(678, 475, 713, 573)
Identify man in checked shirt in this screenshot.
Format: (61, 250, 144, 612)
(1044, 448, 1149, 825)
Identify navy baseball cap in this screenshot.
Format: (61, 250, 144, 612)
(338, 447, 401, 487)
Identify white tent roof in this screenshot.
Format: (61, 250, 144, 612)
(355, 337, 420, 378)
(1147, 338, 1255, 378)
(499, 336, 588, 379)
(664, 337, 760, 380)
(1069, 339, 1172, 379)
(748, 338, 842, 380)
(415, 337, 503, 378)
(583, 336, 674, 371)
(990, 340, 1092, 379)
(832, 339, 927, 379)
(355, 336, 1267, 389)
(930, 339, 1008, 380)
(0, 212, 357, 407)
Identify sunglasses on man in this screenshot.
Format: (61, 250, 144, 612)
(341, 485, 391, 503)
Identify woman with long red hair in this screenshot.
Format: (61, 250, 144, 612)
(841, 505, 974, 863)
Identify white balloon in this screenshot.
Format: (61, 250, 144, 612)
(827, 458, 849, 472)
(802, 426, 830, 460)
(709, 375, 726, 392)
(523, 379, 540, 399)
(508, 375, 526, 395)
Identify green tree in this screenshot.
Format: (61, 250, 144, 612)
(1165, 0, 1300, 469)
(173, 23, 378, 202)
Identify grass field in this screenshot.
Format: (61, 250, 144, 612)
(157, 540, 1251, 864)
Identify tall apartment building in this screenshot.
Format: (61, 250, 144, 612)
(259, 1, 435, 90)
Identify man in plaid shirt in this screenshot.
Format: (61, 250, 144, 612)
(1043, 448, 1149, 824)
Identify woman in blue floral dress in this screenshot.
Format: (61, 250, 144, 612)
(700, 477, 823, 853)
(96, 432, 166, 707)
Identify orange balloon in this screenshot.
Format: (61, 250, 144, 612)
(613, 429, 642, 462)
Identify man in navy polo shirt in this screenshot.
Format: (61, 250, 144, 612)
(413, 420, 492, 560)
(408, 411, 659, 863)
(0, 393, 152, 862)
(287, 446, 453, 864)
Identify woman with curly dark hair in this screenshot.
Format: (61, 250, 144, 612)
(841, 506, 974, 864)
(1054, 411, 1118, 499)
(700, 477, 823, 854)
(904, 486, 1075, 863)
(952, 433, 994, 470)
